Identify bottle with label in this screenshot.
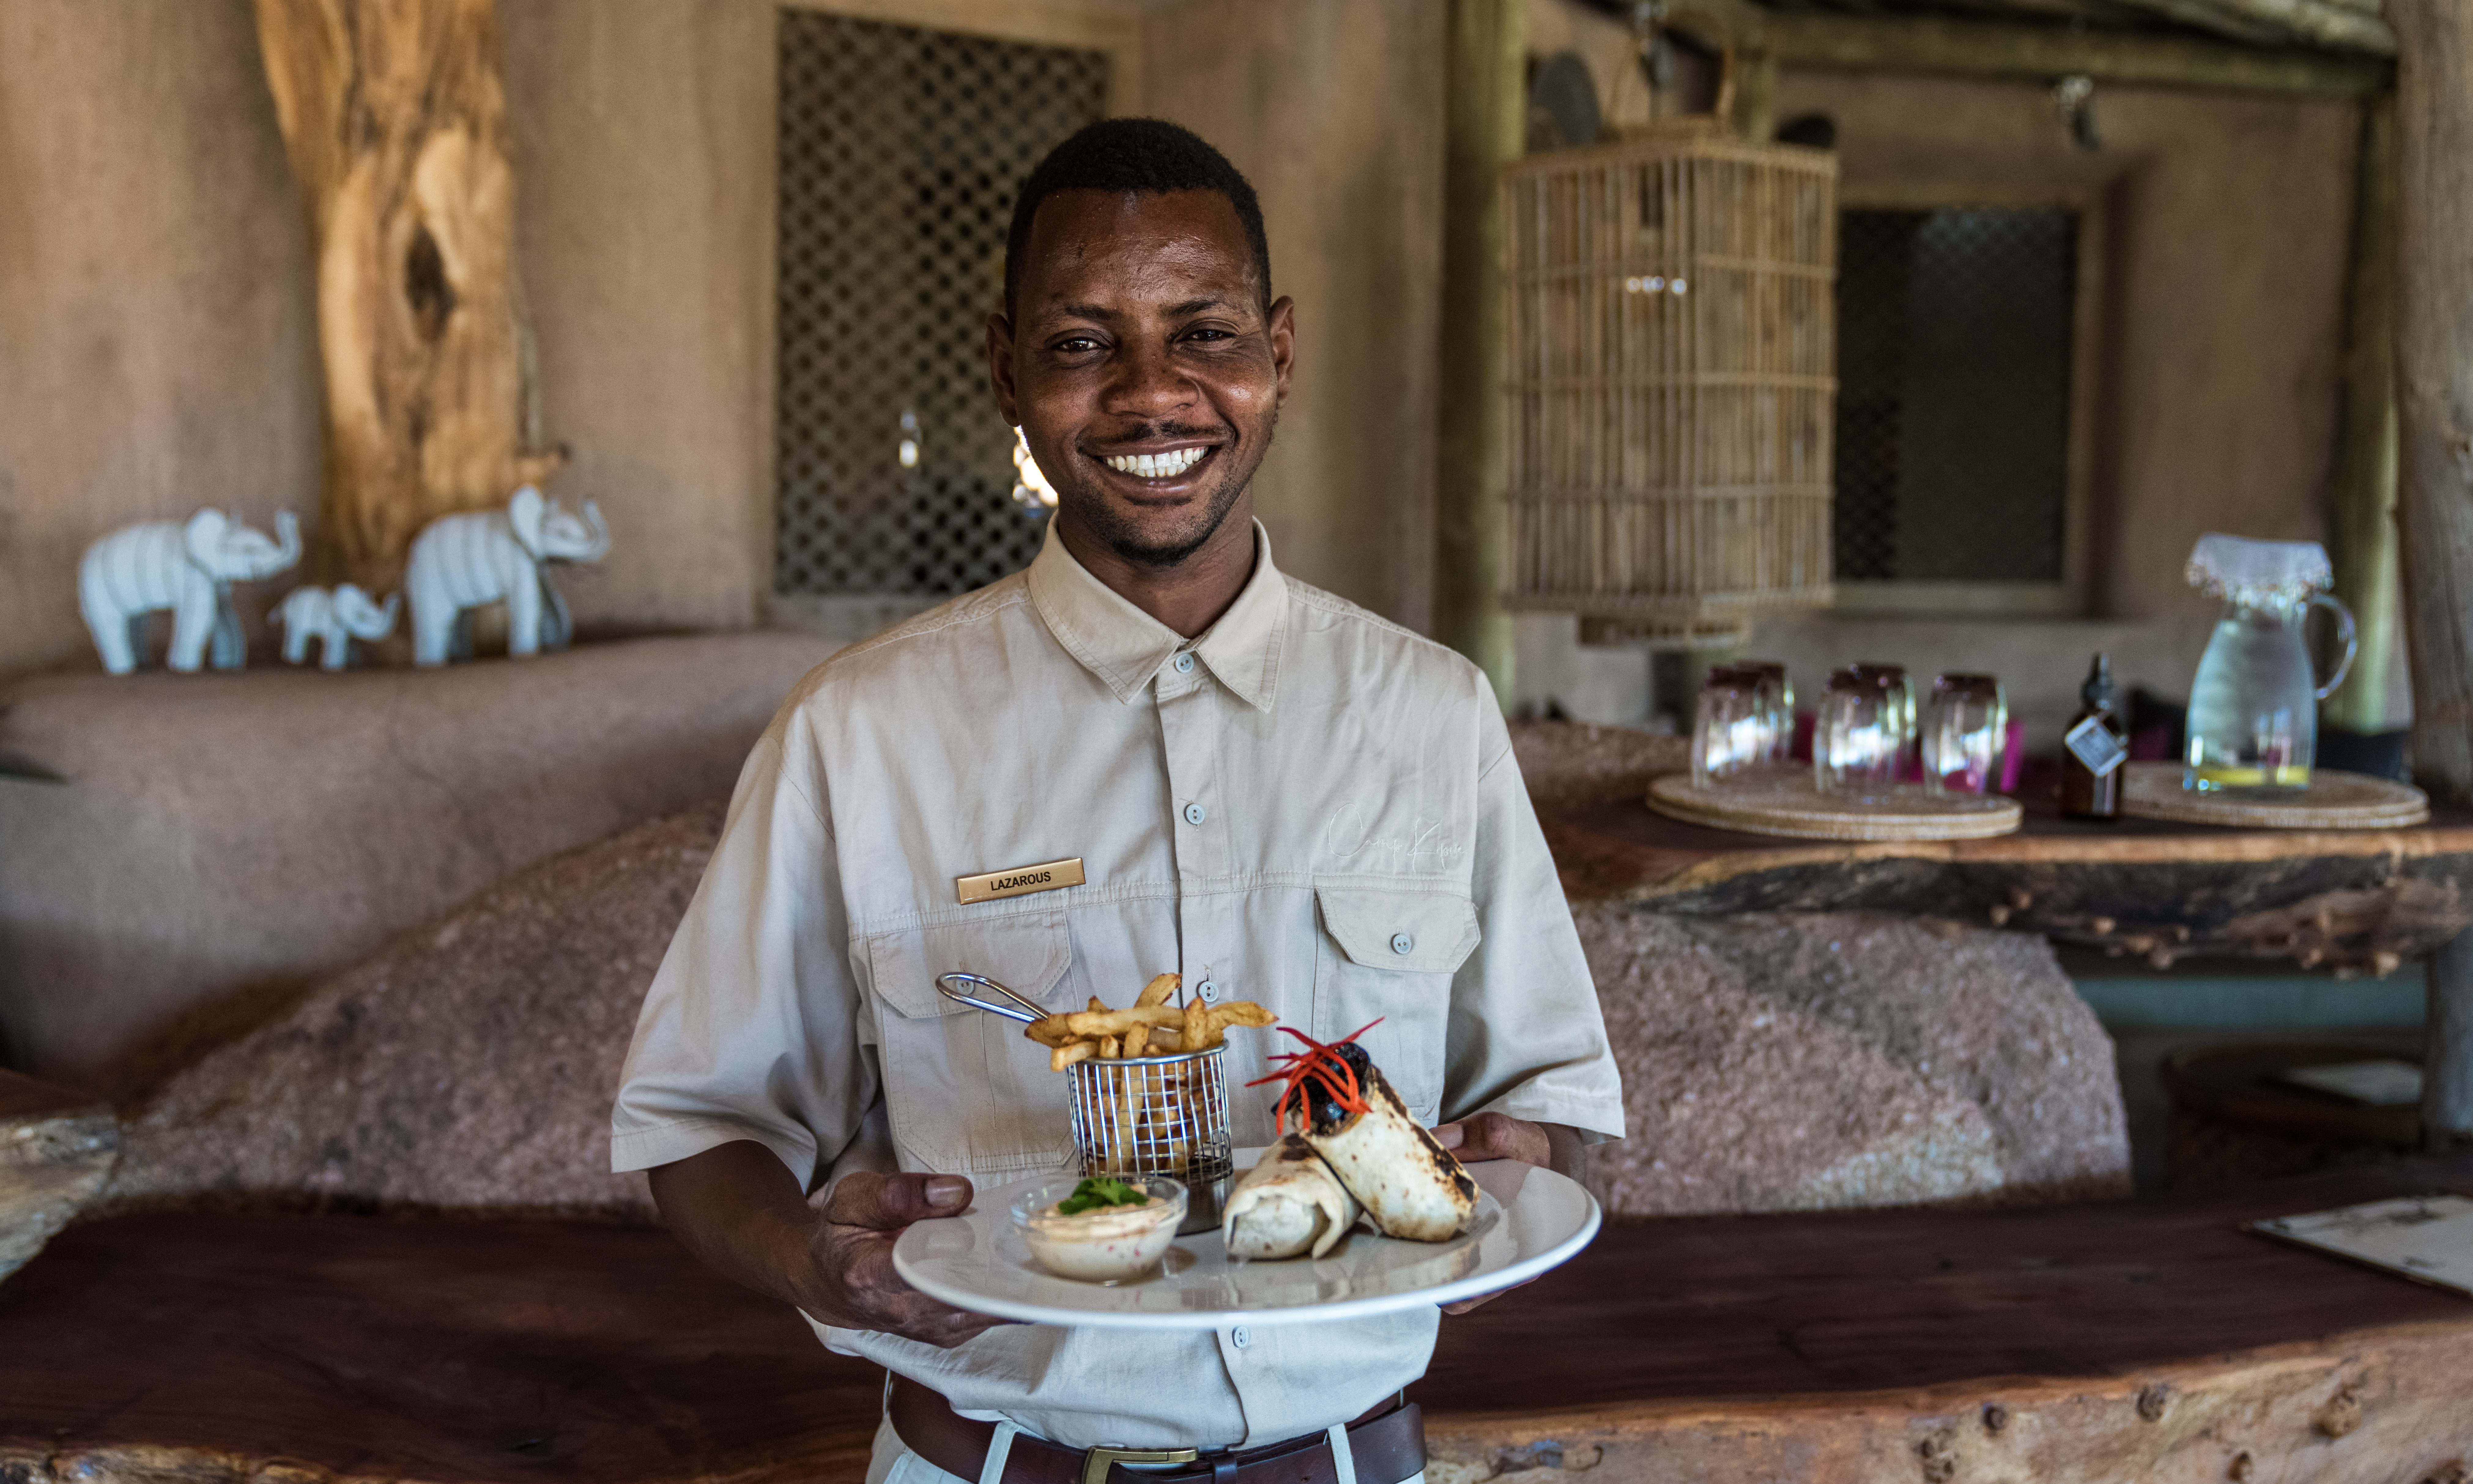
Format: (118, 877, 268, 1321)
(2060, 653, 2127, 820)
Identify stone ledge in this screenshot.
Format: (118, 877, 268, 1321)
(0, 631, 831, 1096)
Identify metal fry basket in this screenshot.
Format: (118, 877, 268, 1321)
(932, 972, 1236, 1235)
(1069, 1047, 1234, 1234)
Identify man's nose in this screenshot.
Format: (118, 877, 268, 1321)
(1103, 338, 1197, 419)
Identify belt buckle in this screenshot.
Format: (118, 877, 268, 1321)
(1080, 1445, 1200, 1484)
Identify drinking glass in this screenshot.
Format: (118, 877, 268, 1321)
(1737, 660, 1794, 766)
(1924, 673, 2007, 796)
(1815, 665, 1913, 797)
(1692, 667, 1768, 789)
(1851, 663, 1915, 780)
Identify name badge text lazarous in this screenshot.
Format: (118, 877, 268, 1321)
(955, 857, 1086, 906)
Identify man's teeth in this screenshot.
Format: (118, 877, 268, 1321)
(1105, 447, 1206, 479)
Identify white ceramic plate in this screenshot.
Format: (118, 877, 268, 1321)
(892, 1152, 1601, 1329)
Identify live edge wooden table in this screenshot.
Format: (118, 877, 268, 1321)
(1541, 792, 2473, 973)
(5, 1158, 2473, 1484)
(1542, 791, 2473, 1147)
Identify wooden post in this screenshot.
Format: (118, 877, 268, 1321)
(2391, 0, 2473, 1148)
(1436, 0, 1522, 707)
(254, 0, 561, 596)
(2323, 92, 2403, 736)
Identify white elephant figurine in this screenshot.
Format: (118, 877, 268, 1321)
(402, 485, 610, 666)
(271, 583, 400, 670)
(78, 508, 302, 674)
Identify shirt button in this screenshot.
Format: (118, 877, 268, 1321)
(1173, 652, 1196, 673)
(1230, 1326, 1251, 1350)
(1197, 980, 1220, 1004)
(1184, 803, 1207, 826)
(1391, 932, 1415, 955)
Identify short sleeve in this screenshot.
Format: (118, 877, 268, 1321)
(1440, 708, 1627, 1143)
(608, 711, 875, 1188)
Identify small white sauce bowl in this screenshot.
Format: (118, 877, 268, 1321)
(1012, 1175, 1186, 1284)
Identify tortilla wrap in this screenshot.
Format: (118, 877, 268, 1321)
(1222, 1134, 1361, 1260)
(1298, 1042, 1477, 1242)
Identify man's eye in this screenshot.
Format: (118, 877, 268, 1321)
(1186, 328, 1233, 343)
(1053, 336, 1101, 354)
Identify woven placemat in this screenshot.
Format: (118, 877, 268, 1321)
(1645, 774, 2023, 842)
(2120, 763, 2429, 829)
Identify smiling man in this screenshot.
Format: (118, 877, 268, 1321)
(611, 120, 1623, 1484)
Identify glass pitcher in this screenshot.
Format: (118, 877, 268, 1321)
(2182, 535, 2356, 794)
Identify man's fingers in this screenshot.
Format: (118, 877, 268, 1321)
(822, 1170, 974, 1230)
(1434, 1112, 1552, 1167)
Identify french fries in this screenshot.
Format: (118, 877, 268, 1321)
(1027, 976, 1273, 1064)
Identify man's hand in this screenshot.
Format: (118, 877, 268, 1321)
(1433, 1111, 1552, 1168)
(1429, 1114, 1577, 1315)
(647, 1142, 1009, 1349)
(786, 1171, 1012, 1346)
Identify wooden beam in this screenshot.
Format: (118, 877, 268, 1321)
(1682, 0, 2389, 98)
(2108, 0, 2395, 56)
(2388, 0, 2473, 1148)
(1436, 0, 1522, 705)
(254, 0, 563, 596)
(2324, 90, 2404, 736)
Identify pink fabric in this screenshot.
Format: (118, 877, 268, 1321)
(2000, 719, 2027, 794)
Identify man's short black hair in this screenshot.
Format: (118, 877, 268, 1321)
(1003, 118, 1271, 319)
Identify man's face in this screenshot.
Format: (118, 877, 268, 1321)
(989, 189, 1294, 569)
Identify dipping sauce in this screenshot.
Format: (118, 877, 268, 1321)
(1012, 1175, 1186, 1283)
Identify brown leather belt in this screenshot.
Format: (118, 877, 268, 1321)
(888, 1374, 1426, 1484)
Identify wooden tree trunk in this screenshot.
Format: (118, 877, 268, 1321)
(1434, 0, 1522, 706)
(254, 0, 561, 596)
(2392, 0, 2473, 1147)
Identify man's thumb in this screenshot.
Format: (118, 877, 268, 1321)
(824, 1170, 973, 1229)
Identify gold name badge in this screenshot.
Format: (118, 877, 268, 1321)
(956, 856, 1085, 906)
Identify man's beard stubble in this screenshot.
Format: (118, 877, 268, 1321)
(1060, 419, 1266, 570)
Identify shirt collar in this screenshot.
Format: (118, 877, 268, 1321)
(1025, 518, 1289, 711)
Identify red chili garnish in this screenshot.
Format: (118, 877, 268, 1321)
(1245, 1020, 1383, 1132)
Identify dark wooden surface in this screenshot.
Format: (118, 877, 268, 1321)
(1543, 794, 2473, 967)
(8, 1159, 2473, 1476)
(0, 1067, 101, 1122)
(0, 1215, 884, 1481)
(1419, 1153, 2473, 1417)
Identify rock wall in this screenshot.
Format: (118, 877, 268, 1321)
(103, 721, 2127, 1219)
(1584, 907, 2130, 1214)
(102, 804, 726, 1221)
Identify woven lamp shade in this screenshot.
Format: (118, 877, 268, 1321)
(1503, 121, 1839, 647)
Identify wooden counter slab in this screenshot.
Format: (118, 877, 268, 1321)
(1544, 796, 2473, 970)
(7, 1159, 2473, 1482)
(1414, 1154, 2473, 1482)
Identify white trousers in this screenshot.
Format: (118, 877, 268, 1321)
(865, 1415, 1425, 1484)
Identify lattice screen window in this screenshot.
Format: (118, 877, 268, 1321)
(776, 11, 1108, 597)
(1833, 207, 2078, 585)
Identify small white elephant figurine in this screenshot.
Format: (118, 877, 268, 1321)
(271, 583, 400, 670)
(78, 508, 302, 674)
(403, 486, 610, 666)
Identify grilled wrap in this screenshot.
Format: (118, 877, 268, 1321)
(1294, 1041, 1477, 1242)
(1221, 1134, 1361, 1260)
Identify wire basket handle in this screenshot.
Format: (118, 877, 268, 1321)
(934, 971, 1047, 1024)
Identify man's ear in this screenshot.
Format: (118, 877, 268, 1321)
(1266, 296, 1296, 409)
(985, 312, 1021, 425)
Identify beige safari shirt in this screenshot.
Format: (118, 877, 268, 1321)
(611, 520, 1623, 1452)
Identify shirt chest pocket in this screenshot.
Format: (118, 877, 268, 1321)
(862, 907, 1079, 1178)
(1310, 885, 1480, 1126)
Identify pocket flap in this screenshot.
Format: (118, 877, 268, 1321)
(1314, 886, 1480, 974)
(864, 906, 1073, 1019)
